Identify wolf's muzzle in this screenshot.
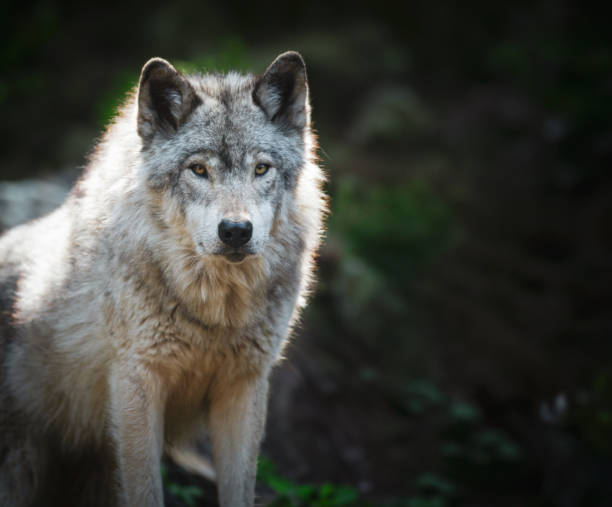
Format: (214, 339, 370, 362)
(218, 219, 253, 248)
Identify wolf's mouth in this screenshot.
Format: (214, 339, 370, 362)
(217, 247, 256, 263)
(223, 252, 247, 263)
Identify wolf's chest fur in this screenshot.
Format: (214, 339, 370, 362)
(104, 244, 288, 377)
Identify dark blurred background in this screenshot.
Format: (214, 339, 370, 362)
(1, 1, 611, 506)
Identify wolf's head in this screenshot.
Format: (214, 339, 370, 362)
(135, 52, 311, 264)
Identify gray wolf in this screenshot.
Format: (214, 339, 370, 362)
(0, 51, 325, 507)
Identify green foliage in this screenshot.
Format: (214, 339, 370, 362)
(95, 71, 138, 127)
(445, 398, 522, 465)
(406, 379, 446, 406)
(476, 429, 522, 462)
(391, 377, 524, 498)
(258, 458, 360, 507)
(443, 402, 523, 487)
(257, 379, 523, 506)
(175, 37, 251, 75)
(413, 473, 456, 497)
(395, 379, 446, 416)
(447, 401, 481, 425)
(576, 370, 612, 454)
(383, 473, 455, 507)
(161, 464, 204, 507)
(330, 179, 453, 290)
(405, 498, 447, 507)
(442, 428, 523, 469)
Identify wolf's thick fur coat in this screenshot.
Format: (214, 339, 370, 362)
(0, 52, 325, 506)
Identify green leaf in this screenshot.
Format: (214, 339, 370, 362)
(414, 473, 456, 497)
(447, 401, 482, 424)
(295, 483, 317, 500)
(405, 379, 445, 405)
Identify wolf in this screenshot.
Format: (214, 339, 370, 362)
(0, 51, 325, 507)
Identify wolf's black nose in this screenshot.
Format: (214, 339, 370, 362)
(218, 219, 253, 248)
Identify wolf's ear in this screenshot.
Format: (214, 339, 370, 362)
(253, 51, 309, 130)
(137, 58, 201, 143)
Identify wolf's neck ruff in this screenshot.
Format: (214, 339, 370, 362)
(166, 248, 268, 328)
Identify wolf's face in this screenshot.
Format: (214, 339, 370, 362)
(136, 53, 309, 263)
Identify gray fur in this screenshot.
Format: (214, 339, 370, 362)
(0, 52, 326, 507)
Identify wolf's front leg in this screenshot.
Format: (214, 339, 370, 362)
(209, 375, 269, 507)
(109, 365, 166, 507)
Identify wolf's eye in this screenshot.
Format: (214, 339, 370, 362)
(254, 163, 270, 176)
(189, 163, 208, 178)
